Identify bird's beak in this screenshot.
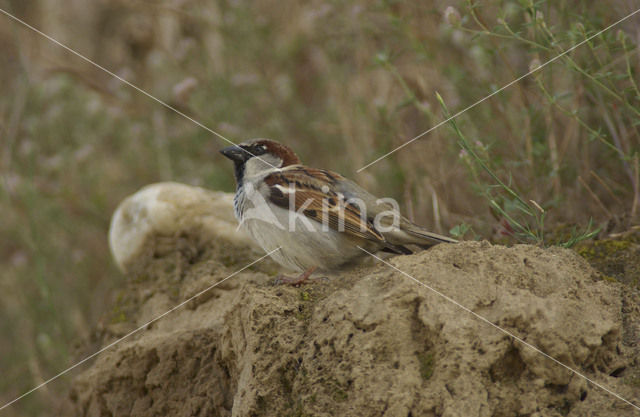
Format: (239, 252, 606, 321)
(220, 145, 247, 162)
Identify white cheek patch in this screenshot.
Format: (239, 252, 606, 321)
(244, 155, 283, 178)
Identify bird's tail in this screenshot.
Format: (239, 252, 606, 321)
(403, 224, 458, 247)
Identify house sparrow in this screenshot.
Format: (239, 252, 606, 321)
(220, 139, 457, 284)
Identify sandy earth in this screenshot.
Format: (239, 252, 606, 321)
(64, 185, 640, 416)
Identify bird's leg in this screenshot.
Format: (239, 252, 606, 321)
(275, 266, 318, 286)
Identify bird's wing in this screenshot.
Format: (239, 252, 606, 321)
(330, 173, 458, 247)
(263, 166, 385, 242)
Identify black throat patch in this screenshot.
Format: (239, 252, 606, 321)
(233, 160, 246, 189)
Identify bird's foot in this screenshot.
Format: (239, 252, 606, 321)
(274, 267, 322, 286)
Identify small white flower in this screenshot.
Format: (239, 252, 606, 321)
(444, 6, 461, 26)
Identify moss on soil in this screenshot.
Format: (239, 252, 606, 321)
(573, 228, 640, 288)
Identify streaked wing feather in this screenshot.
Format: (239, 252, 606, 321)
(264, 167, 384, 242)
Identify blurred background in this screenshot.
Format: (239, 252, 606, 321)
(1, 0, 639, 415)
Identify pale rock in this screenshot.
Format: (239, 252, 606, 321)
(108, 182, 254, 272)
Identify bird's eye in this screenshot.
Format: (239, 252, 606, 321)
(251, 144, 267, 155)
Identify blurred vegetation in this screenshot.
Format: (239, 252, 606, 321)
(0, 0, 639, 415)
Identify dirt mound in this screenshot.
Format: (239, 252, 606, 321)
(66, 185, 640, 416)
